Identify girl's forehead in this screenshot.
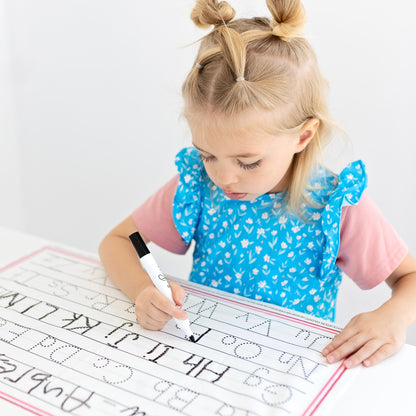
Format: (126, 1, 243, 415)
(187, 108, 281, 136)
(187, 108, 294, 155)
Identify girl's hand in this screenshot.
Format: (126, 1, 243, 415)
(134, 281, 188, 330)
(322, 307, 407, 368)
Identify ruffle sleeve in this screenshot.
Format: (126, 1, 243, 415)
(172, 147, 205, 245)
(320, 160, 368, 279)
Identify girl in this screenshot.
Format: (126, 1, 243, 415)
(99, 0, 416, 369)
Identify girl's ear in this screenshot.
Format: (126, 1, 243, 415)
(294, 118, 320, 153)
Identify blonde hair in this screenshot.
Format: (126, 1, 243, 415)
(183, 0, 336, 214)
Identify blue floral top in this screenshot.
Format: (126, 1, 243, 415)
(173, 147, 367, 321)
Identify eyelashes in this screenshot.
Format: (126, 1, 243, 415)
(237, 159, 261, 170)
(199, 154, 262, 170)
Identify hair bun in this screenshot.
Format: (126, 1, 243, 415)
(267, 0, 306, 40)
(191, 0, 236, 28)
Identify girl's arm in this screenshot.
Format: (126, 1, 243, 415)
(99, 216, 187, 329)
(322, 252, 416, 368)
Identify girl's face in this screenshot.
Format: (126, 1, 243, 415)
(187, 109, 317, 201)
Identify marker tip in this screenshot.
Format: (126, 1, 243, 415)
(189, 335, 196, 343)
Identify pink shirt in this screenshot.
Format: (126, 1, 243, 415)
(132, 175, 408, 290)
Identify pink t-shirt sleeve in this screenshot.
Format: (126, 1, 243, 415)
(131, 175, 189, 254)
(336, 191, 408, 289)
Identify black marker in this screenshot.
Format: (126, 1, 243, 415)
(129, 232, 196, 342)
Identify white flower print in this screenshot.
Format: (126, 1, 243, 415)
(257, 228, 265, 237)
(289, 267, 296, 273)
(184, 174, 192, 183)
(281, 242, 288, 249)
(258, 280, 267, 289)
(241, 204, 247, 211)
(224, 275, 231, 281)
(279, 216, 287, 225)
(263, 254, 270, 263)
(307, 305, 313, 312)
(246, 218, 253, 224)
(292, 226, 300, 233)
(309, 289, 317, 295)
(219, 241, 226, 248)
(252, 268, 259, 275)
(223, 221, 228, 228)
(305, 258, 312, 265)
(209, 233, 215, 239)
(241, 239, 249, 248)
(208, 208, 216, 215)
(261, 212, 268, 219)
(312, 213, 321, 221)
(225, 252, 231, 258)
(211, 280, 218, 287)
(255, 246, 262, 254)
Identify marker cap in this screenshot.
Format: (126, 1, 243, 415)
(129, 232, 150, 258)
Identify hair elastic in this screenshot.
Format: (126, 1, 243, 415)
(236, 76, 245, 82)
(195, 63, 203, 69)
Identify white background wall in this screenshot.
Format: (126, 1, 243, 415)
(0, 0, 415, 343)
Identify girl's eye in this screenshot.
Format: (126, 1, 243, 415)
(237, 160, 261, 170)
(199, 153, 261, 170)
(199, 154, 215, 163)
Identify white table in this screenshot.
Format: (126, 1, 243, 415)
(0, 226, 415, 415)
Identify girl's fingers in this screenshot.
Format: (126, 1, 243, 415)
(361, 343, 397, 368)
(138, 311, 168, 330)
(154, 292, 187, 320)
(324, 333, 369, 364)
(322, 328, 356, 357)
(341, 339, 382, 368)
(169, 281, 186, 306)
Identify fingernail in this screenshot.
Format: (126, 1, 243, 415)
(327, 355, 335, 363)
(322, 348, 329, 355)
(344, 360, 352, 368)
(363, 359, 371, 367)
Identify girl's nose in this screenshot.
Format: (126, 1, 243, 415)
(214, 164, 239, 188)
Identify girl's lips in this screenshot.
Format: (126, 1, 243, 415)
(223, 190, 248, 200)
